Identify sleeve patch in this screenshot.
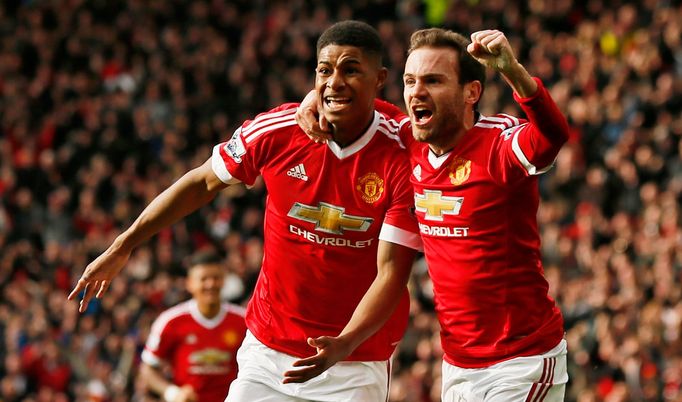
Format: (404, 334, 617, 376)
(224, 128, 246, 163)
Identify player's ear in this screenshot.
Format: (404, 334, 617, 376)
(463, 80, 482, 106)
(376, 67, 388, 91)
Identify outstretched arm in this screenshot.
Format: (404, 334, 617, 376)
(283, 240, 416, 383)
(68, 158, 229, 312)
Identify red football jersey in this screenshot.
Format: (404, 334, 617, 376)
(211, 104, 421, 361)
(379, 78, 568, 368)
(142, 300, 247, 402)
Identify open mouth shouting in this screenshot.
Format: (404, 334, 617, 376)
(411, 105, 433, 127)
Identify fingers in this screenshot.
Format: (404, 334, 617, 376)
(282, 364, 323, 384)
(307, 336, 332, 350)
(470, 30, 506, 55)
(296, 107, 332, 143)
(318, 114, 330, 134)
(291, 354, 322, 368)
(96, 280, 111, 298)
(79, 281, 98, 312)
(310, 123, 331, 144)
(67, 278, 86, 300)
(295, 106, 316, 130)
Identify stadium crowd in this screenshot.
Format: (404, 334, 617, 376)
(0, 0, 681, 401)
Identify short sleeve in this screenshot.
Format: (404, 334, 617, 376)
(379, 152, 422, 251)
(141, 315, 175, 367)
(211, 105, 299, 186)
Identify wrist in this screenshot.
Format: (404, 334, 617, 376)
(163, 384, 180, 402)
(336, 332, 362, 355)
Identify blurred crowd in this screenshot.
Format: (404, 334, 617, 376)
(1, 0, 681, 401)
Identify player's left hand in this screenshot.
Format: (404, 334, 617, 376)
(467, 30, 517, 73)
(282, 336, 352, 384)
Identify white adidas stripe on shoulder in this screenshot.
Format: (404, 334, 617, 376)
(477, 113, 521, 130)
(498, 113, 520, 126)
(380, 116, 401, 129)
(149, 300, 192, 335)
(242, 107, 296, 133)
(241, 108, 297, 143)
(378, 116, 406, 149)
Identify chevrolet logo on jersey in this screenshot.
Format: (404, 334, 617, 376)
(415, 190, 464, 221)
(288, 202, 373, 235)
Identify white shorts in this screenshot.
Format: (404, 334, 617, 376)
(442, 340, 568, 402)
(225, 330, 390, 402)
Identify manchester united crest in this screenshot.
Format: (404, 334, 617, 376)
(223, 330, 240, 347)
(356, 172, 384, 203)
(448, 157, 471, 186)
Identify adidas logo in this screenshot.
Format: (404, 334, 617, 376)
(287, 163, 309, 181)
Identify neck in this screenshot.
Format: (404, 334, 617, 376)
(331, 111, 374, 148)
(197, 302, 220, 319)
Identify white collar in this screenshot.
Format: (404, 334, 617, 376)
(326, 111, 380, 159)
(189, 299, 226, 329)
(427, 148, 452, 169)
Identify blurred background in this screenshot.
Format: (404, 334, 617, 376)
(1, 0, 681, 401)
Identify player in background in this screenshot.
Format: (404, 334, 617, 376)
(69, 20, 420, 401)
(297, 28, 571, 401)
(139, 251, 246, 402)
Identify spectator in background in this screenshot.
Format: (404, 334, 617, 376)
(139, 251, 246, 402)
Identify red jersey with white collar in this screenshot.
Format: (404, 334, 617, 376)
(378, 78, 568, 368)
(142, 300, 247, 401)
(211, 104, 421, 360)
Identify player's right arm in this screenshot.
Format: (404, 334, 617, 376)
(68, 159, 229, 312)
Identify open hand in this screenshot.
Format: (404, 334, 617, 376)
(282, 336, 352, 384)
(67, 247, 131, 312)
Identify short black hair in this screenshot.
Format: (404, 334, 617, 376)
(188, 250, 223, 270)
(316, 20, 383, 64)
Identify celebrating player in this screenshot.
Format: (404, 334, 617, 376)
(297, 28, 571, 401)
(69, 20, 420, 401)
(139, 251, 246, 402)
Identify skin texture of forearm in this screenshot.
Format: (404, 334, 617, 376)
(68, 159, 229, 312)
(501, 61, 538, 98)
(338, 240, 416, 351)
(115, 159, 227, 253)
(283, 240, 417, 384)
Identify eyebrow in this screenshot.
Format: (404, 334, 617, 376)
(403, 72, 445, 79)
(317, 58, 363, 66)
